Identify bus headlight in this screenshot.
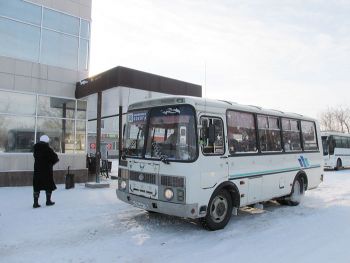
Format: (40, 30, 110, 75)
(164, 188, 174, 200)
(120, 180, 127, 190)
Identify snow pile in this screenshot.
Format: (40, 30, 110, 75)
(1, 170, 350, 263)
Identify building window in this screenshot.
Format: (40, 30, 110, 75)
(43, 8, 79, 36)
(79, 38, 89, 71)
(0, 115, 35, 152)
(0, 17, 40, 62)
(76, 120, 86, 153)
(0, 0, 90, 71)
(80, 19, 90, 39)
(0, 91, 87, 154)
(37, 96, 76, 119)
(41, 29, 79, 70)
(77, 100, 87, 119)
(0, 0, 41, 25)
(0, 90, 36, 115)
(36, 118, 75, 153)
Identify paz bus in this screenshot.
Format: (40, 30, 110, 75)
(321, 132, 350, 170)
(116, 96, 323, 230)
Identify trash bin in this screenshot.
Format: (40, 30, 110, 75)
(65, 166, 75, 189)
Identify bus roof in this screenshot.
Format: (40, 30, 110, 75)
(128, 95, 316, 122)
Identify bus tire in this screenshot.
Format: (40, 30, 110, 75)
(286, 176, 305, 206)
(200, 189, 233, 231)
(335, 158, 342, 171)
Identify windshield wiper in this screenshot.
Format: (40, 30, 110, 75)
(121, 139, 137, 160)
(152, 141, 170, 164)
(160, 155, 170, 164)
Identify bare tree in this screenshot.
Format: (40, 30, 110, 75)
(319, 106, 350, 133)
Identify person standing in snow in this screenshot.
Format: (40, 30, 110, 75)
(32, 135, 59, 208)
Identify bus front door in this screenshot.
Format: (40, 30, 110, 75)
(199, 115, 228, 189)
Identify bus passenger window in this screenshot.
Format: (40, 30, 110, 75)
(258, 115, 282, 152)
(227, 110, 257, 154)
(282, 118, 301, 152)
(301, 121, 318, 151)
(200, 117, 224, 155)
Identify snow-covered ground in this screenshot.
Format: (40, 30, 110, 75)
(1, 170, 350, 263)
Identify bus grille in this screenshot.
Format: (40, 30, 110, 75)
(161, 176, 184, 188)
(129, 171, 156, 184)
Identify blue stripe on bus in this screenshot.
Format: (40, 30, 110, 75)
(229, 164, 321, 179)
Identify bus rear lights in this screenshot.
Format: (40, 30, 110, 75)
(321, 174, 324, 181)
(164, 188, 174, 200)
(120, 180, 127, 190)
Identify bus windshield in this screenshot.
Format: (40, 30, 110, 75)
(123, 105, 197, 161)
(123, 110, 148, 158)
(321, 136, 328, 156)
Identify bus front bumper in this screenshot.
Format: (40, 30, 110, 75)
(116, 189, 200, 219)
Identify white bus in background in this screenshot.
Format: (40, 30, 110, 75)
(117, 96, 323, 230)
(321, 132, 350, 170)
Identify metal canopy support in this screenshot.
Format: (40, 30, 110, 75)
(95, 91, 102, 183)
(119, 106, 123, 161)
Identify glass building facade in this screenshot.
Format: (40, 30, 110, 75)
(0, 0, 90, 71)
(0, 89, 87, 154)
(0, 0, 91, 184)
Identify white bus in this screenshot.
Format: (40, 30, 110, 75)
(116, 96, 323, 230)
(321, 132, 350, 170)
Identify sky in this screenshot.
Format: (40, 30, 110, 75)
(89, 0, 350, 119)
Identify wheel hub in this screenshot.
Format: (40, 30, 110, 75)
(210, 195, 228, 222)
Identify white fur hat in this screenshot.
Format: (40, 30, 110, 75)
(39, 135, 50, 143)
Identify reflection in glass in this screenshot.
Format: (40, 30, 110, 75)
(43, 8, 79, 36)
(37, 96, 75, 119)
(77, 100, 87, 119)
(0, 90, 36, 115)
(37, 118, 75, 153)
(0, 0, 41, 25)
(41, 29, 78, 70)
(79, 39, 89, 71)
(0, 17, 40, 62)
(0, 115, 35, 152)
(76, 121, 86, 153)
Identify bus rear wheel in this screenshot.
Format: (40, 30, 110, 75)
(335, 159, 342, 171)
(200, 189, 233, 231)
(285, 177, 305, 206)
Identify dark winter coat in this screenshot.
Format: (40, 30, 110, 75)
(33, 142, 59, 192)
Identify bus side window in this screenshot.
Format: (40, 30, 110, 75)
(227, 110, 257, 154)
(200, 117, 224, 155)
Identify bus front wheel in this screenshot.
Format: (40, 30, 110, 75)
(200, 189, 233, 231)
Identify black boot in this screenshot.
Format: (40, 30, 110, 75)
(46, 191, 55, 206)
(33, 192, 41, 208)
